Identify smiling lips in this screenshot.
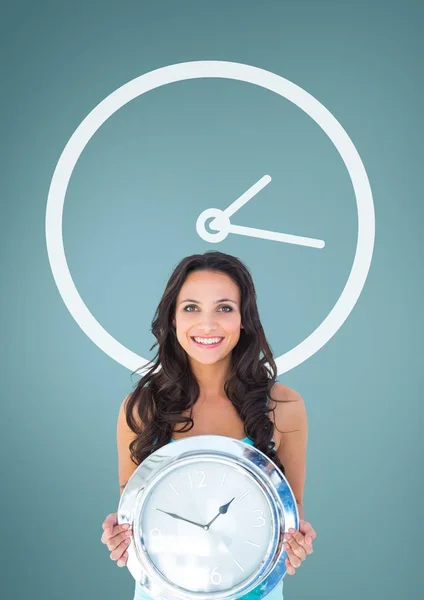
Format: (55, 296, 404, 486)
(191, 336, 224, 348)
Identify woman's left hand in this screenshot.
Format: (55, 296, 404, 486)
(284, 519, 317, 575)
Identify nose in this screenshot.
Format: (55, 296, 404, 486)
(197, 314, 219, 333)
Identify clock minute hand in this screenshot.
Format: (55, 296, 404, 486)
(155, 508, 205, 529)
(228, 223, 325, 249)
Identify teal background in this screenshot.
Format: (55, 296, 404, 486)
(1, 1, 422, 599)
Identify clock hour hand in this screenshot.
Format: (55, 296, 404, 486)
(221, 175, 271, 219)
(204, 497, 235, 529)
(154, 508, 205, 529)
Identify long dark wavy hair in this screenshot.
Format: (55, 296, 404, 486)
(125, 251, 286, 472)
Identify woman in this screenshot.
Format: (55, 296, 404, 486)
(101, 251, 317, 599)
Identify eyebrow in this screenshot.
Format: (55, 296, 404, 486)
(179, 298, 238, 305)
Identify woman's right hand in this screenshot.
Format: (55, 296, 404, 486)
(101, 512, 133, 567)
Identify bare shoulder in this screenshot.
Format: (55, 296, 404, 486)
(118, 392, 133, 421)
(117, 392, 144, 491)
(118, 391, 144, 434)
(268, 382, 307, 437)
(269, 382, 303, 403)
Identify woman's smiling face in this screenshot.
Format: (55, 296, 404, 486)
(173, 269, 243, 365)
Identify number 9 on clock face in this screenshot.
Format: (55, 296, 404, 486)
(140, 458, 275, 594)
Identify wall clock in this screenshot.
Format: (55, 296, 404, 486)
(118, 435, 298, 600)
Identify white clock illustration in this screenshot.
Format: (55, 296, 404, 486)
(45, 60, 375, 375)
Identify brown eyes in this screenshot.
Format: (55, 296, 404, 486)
(183, 305, 233, 313)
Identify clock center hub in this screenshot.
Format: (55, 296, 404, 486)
(196, 208, 230, 243)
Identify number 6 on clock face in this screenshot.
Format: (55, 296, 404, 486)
(118, 435, 298, 600)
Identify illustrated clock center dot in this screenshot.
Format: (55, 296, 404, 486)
(196, 208, 230, 243)
(205, 217, 219, 233)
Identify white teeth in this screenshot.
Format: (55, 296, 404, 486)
(193, 337, 223, 345)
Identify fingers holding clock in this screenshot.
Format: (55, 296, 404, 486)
(101, 522, 131, 546)
(291, 521, 316, 557)
(283, 524, 316, 574)
(101, 512, 119, 538)
(285, 557, 296, 575)
(100, 513, 132, 567)
(110, 535, 132, 565)
(283, 537, 304, 569)
(284, 531, 307, 563)
(285, 529, 313, 560)
(108, 526, 132, 567)
(106, 527, 133, 553)
(117, 551, 129, 568)
(299, 519, 317, 547)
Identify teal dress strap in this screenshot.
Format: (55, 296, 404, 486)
(240, 435, 254, 445)
(169, 435, 255, 444)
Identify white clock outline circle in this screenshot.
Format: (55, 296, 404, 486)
(45, 60, 375, 375)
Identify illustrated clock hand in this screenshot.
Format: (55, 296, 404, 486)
(224, 222, 325, 248)
(218, 174, 272, 220)
(204, 497, 236, 530)
(196, 174, 325, 248)
(154, 508, 205, 529)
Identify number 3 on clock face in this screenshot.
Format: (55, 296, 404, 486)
(141, 458, 275, 594)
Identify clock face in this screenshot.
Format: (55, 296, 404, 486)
(47, 61, 374, 378)
(140, 458, 274, 593)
